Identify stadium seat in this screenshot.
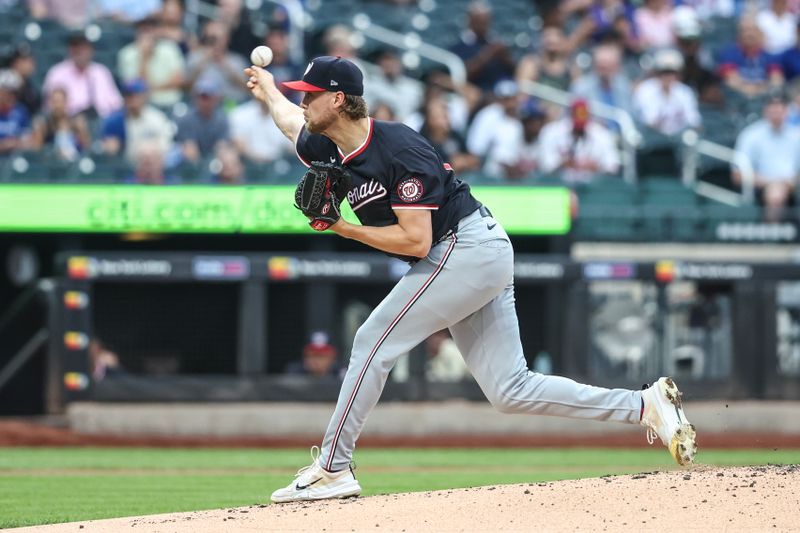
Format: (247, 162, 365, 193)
(171, 158, 204, 183)
(573, 204, 641, 240)
(270, 159, 308, 184)
(699, 106, 739, 147)
(530, 174, 569, 187)
(0, 26, 15, 45)
(239, 159, 274, 184)
(0, 149, 83, 182)
(704, 204, 762, 222)
(577, 177, 638, 206)
(640, 176, 700, 206)
(69, 154, 132, 183)
(705, 16, 738, 55)
(640, 205, 704, 241)
(635, 127, 681, 179)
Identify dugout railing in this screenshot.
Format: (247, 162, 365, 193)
(43, 251, 800, 412)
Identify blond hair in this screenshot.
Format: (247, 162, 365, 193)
(342, 94, 368, 120)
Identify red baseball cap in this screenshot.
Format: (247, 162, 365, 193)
(571, 98, 590, 127)
(283, 56, 364, 96)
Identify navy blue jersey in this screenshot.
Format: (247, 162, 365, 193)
(295, 118, 480, 254)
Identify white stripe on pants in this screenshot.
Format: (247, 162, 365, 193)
(320, 209, 642, 471)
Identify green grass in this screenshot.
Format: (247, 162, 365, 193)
(1, 447, 798, 528)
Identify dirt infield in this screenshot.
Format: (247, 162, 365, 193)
(14, 465, 800, 532)
(3, 420, 800, 449)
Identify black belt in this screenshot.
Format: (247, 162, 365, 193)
(435, 205, 492, 245)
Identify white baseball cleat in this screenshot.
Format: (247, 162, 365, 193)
(270, 446, 361, 503)
(640, 377, 697, 466)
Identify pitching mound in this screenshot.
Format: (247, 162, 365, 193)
(16, 465, 799, 532)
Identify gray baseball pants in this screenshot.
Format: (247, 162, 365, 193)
(320, 208, 643, 471)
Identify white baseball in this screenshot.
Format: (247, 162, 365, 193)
(250, 45, 273, 67)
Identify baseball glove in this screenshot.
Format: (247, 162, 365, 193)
(294, 162, 352, 231)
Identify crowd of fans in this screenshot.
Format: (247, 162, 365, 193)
(1, 0, 800, 210)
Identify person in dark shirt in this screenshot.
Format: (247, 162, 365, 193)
(448, 1, 515, 91)
(286, 331, 344, 378)
(672, 6, 721, 105)
(781, 20, 800, 82)
(419, 96, 480, 174)
(175, 77, 230, 163)
(244, 55, 697, 504)
(29, 87, 91, 160)
(0, 69, 31, 155)
(216, 0, 262, 59)
(262, 23, 304, 104)
(1, 43, 40, 116)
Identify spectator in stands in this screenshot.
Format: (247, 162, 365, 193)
(101, 79, 174, 164)
(733, 89, 800, 221)
(480, 97, 548, 181)
(532, 0, 567, 27)
(635, 0, 675, 50)
(117, 16, 186, 110)
(364, 49, 422, 123)
(781, 20, 800, 81)
(633, 48, 701, 135)
(318, 24, 372, 92)
(228, 97, 294, 163)
(405, 71, 476, 134)
(537, 98, 621, 183)
(95, 0, 162, 24)
(466, 79, 525, 178)
(125, 139, 178, 185)
(158, 0, 192, 56)
(419, 95, 480, 174)
(286, 331, 343, 378)
(88, 338, 123, 381)
(569, 0, 640, 54)
(1, 42, 40, 116)
(392, 330, 471, 383)
(0, 69, 30, 154)
(30, 87, 91, 161)
(370, 102, 396, 121)
(175, 77, 230, 163)
(449, 1, 515, 92)
(322, 24, 359, 59)
(515, 26, 579, 94)
(262, 23, 304, 104)
(756, 0, 798, 55)
(42, 32, 123, 119)
(26, 0, 91, 29)
(675, 0, 735, 21)
(673, 6, 722, 105)
(216, 0, 262, 59)
(716, 16, 784, 99)
(424, 330, 471, 382)
(209, 144, 245, 185)
(570, 42, 633, 116)
(187, 20, 249, 105)
(513, 98, 549, 179)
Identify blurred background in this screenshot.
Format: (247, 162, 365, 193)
(1, 0, 800, 434)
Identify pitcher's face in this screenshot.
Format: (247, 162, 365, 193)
(301, 91, 340, 134)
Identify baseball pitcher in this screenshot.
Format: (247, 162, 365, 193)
(244, 56, 697, 503)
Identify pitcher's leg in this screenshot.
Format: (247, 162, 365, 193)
(449, 283, 642, 424)
(319, 231, 515, 471)
(320, 239, 463, 471)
